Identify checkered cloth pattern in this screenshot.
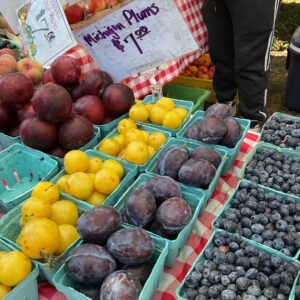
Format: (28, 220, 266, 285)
(65, 0, 208, 99)
(37, 131, 259, 300)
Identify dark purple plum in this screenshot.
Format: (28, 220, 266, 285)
(107, 228, 155, 266)
(156, 197, 192, 235)
(198, 116, 227, 144)
(100, 270, 142, 300)
(189, 146, 222, 168)
(178, 158, 216, 188)
(65, 244, 117, 285)
(144, 176, 182, 205)
(157, 146, 189, 179)
(220, 117, 242, 148)
(77, 206, 121, 245)
(205, 103, 231, 119)
(148, 220, 174, 239)
(185, 123, 200, 140)
(123, 262, 153, 285)
(124, 188, 156, 227)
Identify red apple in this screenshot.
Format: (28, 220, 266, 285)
(73, 95, 106, 124)
(64, 3, 84, 25)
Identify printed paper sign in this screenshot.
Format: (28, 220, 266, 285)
(75, 0, 198, 81)
(17, 0, 77, 65)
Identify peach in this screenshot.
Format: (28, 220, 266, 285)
(197, 57, 207, 65)
(207, 71, 214, 80)
(0, 48, 14, 57)
(200, 74, 210, 80)
(209, 66, 216, 72)
(202, 61, 211, 68)
(17, 58, 44, 84)
(0, 54, 17, 76)
(188, 65, 198, 74)
(88, 0, 106, 14)
(199, 66, 208, 74)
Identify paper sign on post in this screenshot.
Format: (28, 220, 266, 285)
(75, 0, 199, 81)
(17, 0, 77, 66)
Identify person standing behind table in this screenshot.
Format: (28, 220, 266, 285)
(202, 0, 280, 129)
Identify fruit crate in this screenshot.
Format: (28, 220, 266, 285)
(49, 126, 102, 165)
(171, 53, 216, 103)
(0, 237, 39, 300)
(145, 137, 227, 202)
(113, 173, 206, 267)
(0, 195, 92, 285)
(96, 114, 128, 139)
(51, 150, 138, 207)
(141, 95, 194, 137)
(0, 133, 20, 153)
(176, 230, 300, 300)
(162, 83, 211, 112)
(177, 110, 251, 176)
(94, 124, 172, 173)
(53, 227, 168, 300)
(260, 112, 300, 150)
(212, 179, 300, 260)
(0, 144, 59, 212)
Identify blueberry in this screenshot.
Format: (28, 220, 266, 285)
(280, 248, 291, 256)
(221, 275, 230, 286)
(249, 256, 260, 268)
(251, 224, 264, 234)
(245, 268, 258, 280)
(214, 252, 227, 265)
(200, 278, 211, 287)
(251, 234, 263, 243)
(263, 286, 277, 299)
(269, 212, 281, 224)
(203, 260, 217, 270)
(195, 263, 204, 273)
(245, 245, 258, 256)
(235, 249, 245, 257)
(218, 264, 234, 275)
(214, 235, 226, 247)
(257, 273, 270, 288)
(221, 289, 236, 300)
(236, 277, 249, 291)
(235, 266, 245, 276)
(195, 295, 206, 300)
(224, 220, 237, 232)
(257, 296, 268, 300)
(241, 295, 256, 300)
(247, 285, 262, 296)
(279, 283, 291, 296)
(276, 220, 288, 232)
(183, 287, 198, 299)
(277, 293, 288, 300)
(228, 242, 239, 252)
(226, 252, 235, 264)
(198, 286, 209, 296)
(269, 273, 281, 285)
(280, 271, 294, 285)
(208, 285, 221, 298)
(204, 248, 214, 260)
(241, 217, 252, 229)
(270, 254, 282, 268)
(272, 238, 285, 250)
(209, 270, 221, 284)
(185, 274, 199, 288)
(242, 228, 252, 238)
(261, 230, 274, 241)
(235, 256, 250, 269)
(295, 285, 300, 299)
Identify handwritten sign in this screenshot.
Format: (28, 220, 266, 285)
(17, 0, 77, 65)
(75, 0, 198, 81)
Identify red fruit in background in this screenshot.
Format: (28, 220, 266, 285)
(20, 117, 58, 150)
(51, 56, 81, 86)
(64, 3, 84, 25)
(199, 66, 208, 74)
(58, 115, 93, 150)
(74, 95, 106, 124)
(48, 146, 67, 158)
(17, 103, 36, 123)
(200, 74, 210, 80)
(32, 83, 73, 122)
(0, 73, 33, 105)
(207, 71, 214, 80)
(103, 83, 134, 117)
(42, 69, 56, 84)
(81, 70, 113, 96)
(209, 66, 215, 72)
(67, 82, 82, 102)
(6, 124, 20, 137)
(0, 103, 14, 129)
(88, 0, 106, 14)
(0, 48, 14, 57)
(202, 61, 211, 68)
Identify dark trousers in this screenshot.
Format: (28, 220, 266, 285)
(202, 0, 280, 121)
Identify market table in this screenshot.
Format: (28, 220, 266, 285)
(37, 131, 259, 300)
(65, 0, 208, 99)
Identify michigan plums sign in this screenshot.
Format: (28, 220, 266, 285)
(75, 0, 198, 81)
(17, 0, 77, 65)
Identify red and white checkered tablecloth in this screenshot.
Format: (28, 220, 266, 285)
(37, 131, 259, 300)
(65, 0, 208, 99)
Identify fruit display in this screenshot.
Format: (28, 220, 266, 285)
(0, 249, 32, 298)
(261, 114, 300, 151)
(64, 0, 121, 25)
(155, 144, 222, 189)
(129, 97, 190, 130)
(180, 55, 215, 80)
(120, 175, 192, 240)
(14, 181, 81, 259)
(183, 103, 242, 148)
(62, 208, 156, 299)
(214, 180, 300, 257)
(180, 231, 300, 300)
(97, 118, 168, 165)
(244, 145, 300, 197)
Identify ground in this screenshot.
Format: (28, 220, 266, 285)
(268, 0, 300, 117)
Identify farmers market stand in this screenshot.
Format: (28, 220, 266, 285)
(33, 131, 259, 300)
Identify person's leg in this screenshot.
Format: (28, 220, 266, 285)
(202, 0, 237, 103)
(227, 0, 280, 121)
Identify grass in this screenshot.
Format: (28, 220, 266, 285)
(267, 0, 300, 117)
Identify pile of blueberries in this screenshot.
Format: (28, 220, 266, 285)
(244, 147, 300, 197)
(181, 232, 299, 300)
(261, 115, 300, 151)
(296, 284, 300, 300)
(214, 181, 300, 257)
